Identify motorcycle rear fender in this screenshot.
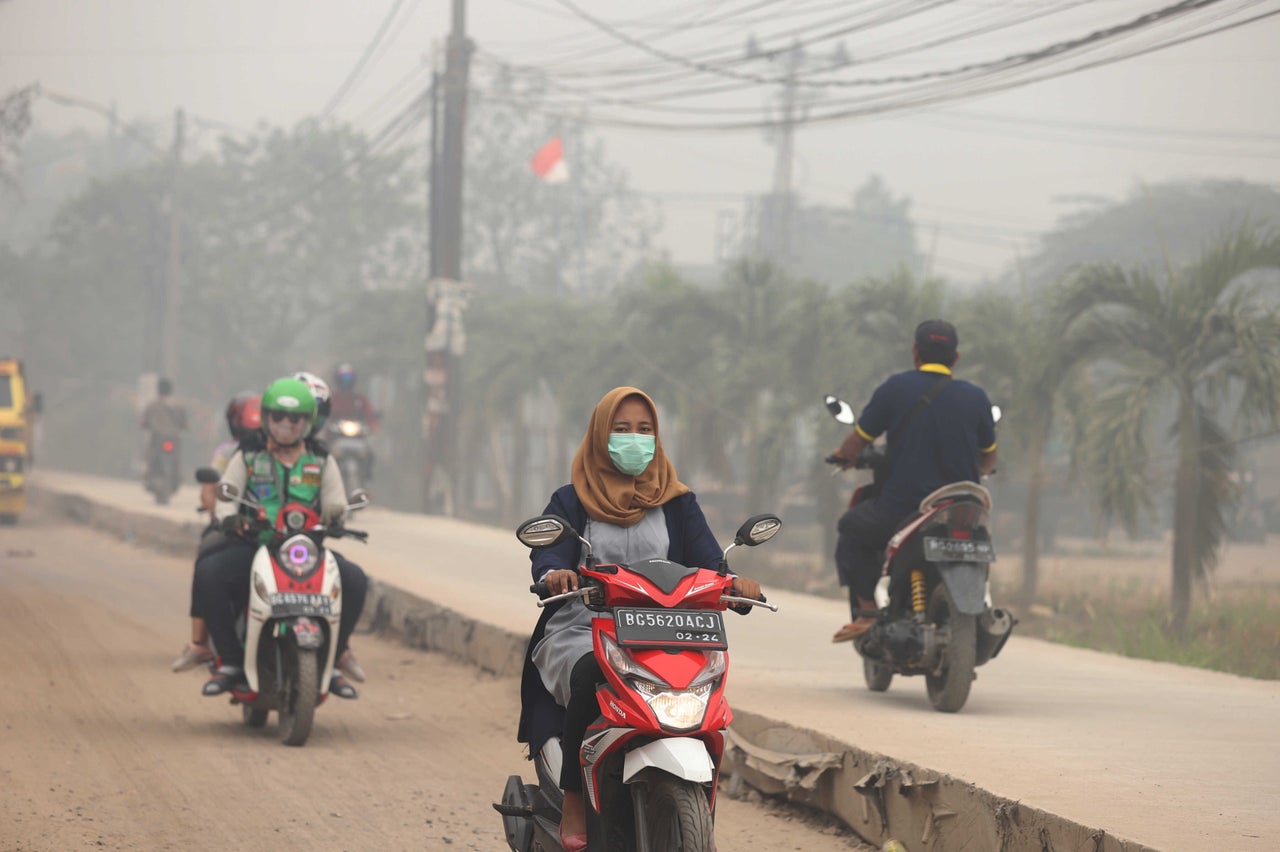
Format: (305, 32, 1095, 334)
(936, 562, 989, 615)
(622, 737, 715, 785)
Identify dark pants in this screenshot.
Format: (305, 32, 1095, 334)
(835, 497, 907, 603)
(193, 540, 368, 669)
(560, 654, 603, 793)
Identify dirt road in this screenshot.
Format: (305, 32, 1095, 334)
(0, 508, 868, 852)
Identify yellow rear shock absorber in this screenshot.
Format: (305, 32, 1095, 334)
(911, 570, 927, 613)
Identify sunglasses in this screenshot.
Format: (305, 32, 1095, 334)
(269, 411, 308, 424)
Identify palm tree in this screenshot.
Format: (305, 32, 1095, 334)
(954, 284, 1078, 604)
(1058, 226, 1280, 635)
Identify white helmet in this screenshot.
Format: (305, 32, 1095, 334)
(292, 371, 331, 434)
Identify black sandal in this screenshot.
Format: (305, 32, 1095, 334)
(202, 667, 244, 696)
(329, 674, 359, 700)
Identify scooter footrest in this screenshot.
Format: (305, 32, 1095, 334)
(492, 802, 534, 817)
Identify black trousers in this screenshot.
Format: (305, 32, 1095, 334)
(560, 654, 603, 793)
(193, 540, 368, 669)
(834, 497, 907, 603)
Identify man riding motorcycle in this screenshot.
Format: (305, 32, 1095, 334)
(193, 377, 368, 697)
(140, 377, 187, 501)
(828, 320, 998, 641)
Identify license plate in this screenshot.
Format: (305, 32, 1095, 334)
(268, 592, 333, 617)
(923, 537, 996, 563)
(614, 608, 727, 650)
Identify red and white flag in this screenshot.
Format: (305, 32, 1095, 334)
(530, 136, 569, 184)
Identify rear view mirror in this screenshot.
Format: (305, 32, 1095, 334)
(195, 467, 222, 484)
(734, 514, 782, 547)
(824, 395, 856, 426)
(347, 489, 371, 511)
(516, 514, 574, 549)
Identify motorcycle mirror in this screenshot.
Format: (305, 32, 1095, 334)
(346, 489, 371, 511)
(194, 466, 222, 484)
(824, 395, 857, 426)
(216, 481, 241, 502)
(992, 404, 1003, 425)
(515, 514, 575, 549)
(734, 514, 783, 547)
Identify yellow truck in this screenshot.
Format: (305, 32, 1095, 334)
(0, 358, 37, 523)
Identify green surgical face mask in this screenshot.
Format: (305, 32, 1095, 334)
(608, 433, 656, 476)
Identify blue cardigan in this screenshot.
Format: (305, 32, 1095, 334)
(517, 485, 724, 755)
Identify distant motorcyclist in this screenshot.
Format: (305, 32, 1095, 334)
(329, 363, 378, 431)
(828, 320, 998, 641)
(140, 377, 187, 494)
(193, 377, 368, 697)
(173, 392, 261, 673)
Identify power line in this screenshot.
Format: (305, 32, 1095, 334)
(482, 0, 1277, 132)
(318, 0, 414, 120)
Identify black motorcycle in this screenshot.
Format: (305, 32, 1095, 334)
(824, 395, 1014, 713)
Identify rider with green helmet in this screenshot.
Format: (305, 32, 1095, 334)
(193, 377, 368, 698)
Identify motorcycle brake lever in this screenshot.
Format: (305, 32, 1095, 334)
(719, 594, 779, 612)
(535, 587, 592, 608)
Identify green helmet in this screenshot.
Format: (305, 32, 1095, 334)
(261, 377, 317, 423)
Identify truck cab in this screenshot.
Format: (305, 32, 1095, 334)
(0, 358, 36, 523)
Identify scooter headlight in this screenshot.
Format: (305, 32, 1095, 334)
(632, 679, 713, 732)
(602, 634, 713, 732)
(279, 534, 320, 577)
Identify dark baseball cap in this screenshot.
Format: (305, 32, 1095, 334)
(914, 319, 958, 359)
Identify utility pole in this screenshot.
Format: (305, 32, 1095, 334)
(746, 38, 847, 266)
(423, 0, 472, 515)
(160, 107, 184, 383)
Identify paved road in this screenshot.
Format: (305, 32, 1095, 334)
(27, 470, 1280, 851)
(0, 506, 868, 851)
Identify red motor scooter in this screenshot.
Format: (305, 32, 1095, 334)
(495, 512, 781, 852)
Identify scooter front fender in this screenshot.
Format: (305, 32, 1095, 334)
(622, 737, 715, 785)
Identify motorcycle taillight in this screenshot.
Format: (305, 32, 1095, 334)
(162, 441, 175, 452)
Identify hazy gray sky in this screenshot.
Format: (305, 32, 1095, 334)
(3, 0, 1278, 282)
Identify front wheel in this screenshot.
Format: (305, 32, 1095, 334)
(644, 776, 714, 852)
(277, 644, 319, 746)
(925, 583, 977, 713)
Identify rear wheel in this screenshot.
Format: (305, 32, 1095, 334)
(644, 776, 714, 852)
(863, 658, 894, 692)
(925, 583, 977, 713)
(277, 645, 319, 746)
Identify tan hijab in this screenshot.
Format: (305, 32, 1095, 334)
(571, 387, 689, 527)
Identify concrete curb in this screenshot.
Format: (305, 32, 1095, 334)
(32, 483, 1158, 852)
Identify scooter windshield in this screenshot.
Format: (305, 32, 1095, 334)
(624, 558, 698, 595)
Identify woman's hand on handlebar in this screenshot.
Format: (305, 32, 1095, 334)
(544, 569, 580, 596)
(731, 576, 762, 601)
(825, 453, 853, 470)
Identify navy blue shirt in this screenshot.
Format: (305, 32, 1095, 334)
(856, 364, 996, 515)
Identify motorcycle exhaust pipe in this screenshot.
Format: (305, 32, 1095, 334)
(975, 607, 1015, 665)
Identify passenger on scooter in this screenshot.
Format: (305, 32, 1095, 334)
(171, 392, 261, 673)
(828, 320, 998, 642)
(518, 386, 763, 850)
(193, 377, 368, 698)
(292, 369, 367, 684)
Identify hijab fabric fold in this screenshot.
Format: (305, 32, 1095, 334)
(571, 387, 689, 527)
